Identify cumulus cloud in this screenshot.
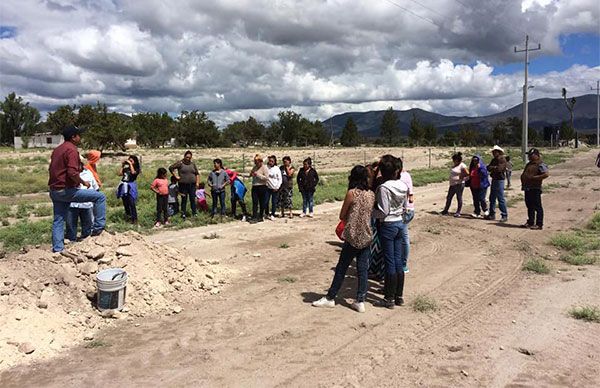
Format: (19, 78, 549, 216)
(0, 0, 598, 125)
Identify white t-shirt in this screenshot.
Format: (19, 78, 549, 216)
(267, 165, 282, 190)
(70, 169, 99, 209)
(449, 162, 467, 186)
(400, 171, 414, 210)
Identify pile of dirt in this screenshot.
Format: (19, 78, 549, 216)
(0, 231, 230, 370)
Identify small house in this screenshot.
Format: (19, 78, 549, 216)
(14, 133, 64, 149)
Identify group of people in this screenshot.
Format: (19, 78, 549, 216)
(144, 152, 321, 226)
(441, 145, 550, 229)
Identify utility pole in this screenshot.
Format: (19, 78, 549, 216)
(592, 80, 600, 147)
(514, 35, 541, 162)
(329, 117, 334, 147)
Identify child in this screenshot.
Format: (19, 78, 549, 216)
(208, 158, 230, 218)
(195, 182, 209, 212)
(168, 175, 179, 217)
(150, 168, 170, 227)
(66, 164, 99, 241)
(505, 156, 513, 189)
(226, 169, 248, 221)
(296, 157, 319, 218)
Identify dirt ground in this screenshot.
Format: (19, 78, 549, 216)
(1, 149, 599, 387)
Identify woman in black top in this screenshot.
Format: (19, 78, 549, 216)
(297, 157, 319, 218)
(118, 155, 140, 224)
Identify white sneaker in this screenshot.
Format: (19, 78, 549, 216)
(269, 215, 275, 221)
(308, 212, 314, 218)
(484, 210, 490, 217)
(300, 213, 306, 218)
(312, 297, 335, 308)
(351, 301, 365, 313)
(471, 213, 481, 219)
(241, 216, 247, 222)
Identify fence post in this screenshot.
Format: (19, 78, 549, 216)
(428, 148, 431, 169)
(242, 154, 245, 174)
(363, 150, 366, 165)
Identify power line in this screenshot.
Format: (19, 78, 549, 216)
(381, 0, 439, 27)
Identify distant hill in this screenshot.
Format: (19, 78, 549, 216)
(322, 94, 598, 138)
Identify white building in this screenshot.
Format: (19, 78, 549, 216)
(14, 133, 64, 149)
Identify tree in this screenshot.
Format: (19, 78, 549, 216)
(505, 116, 522, 144)
(0, 92, 41, 144)
(423, 123, 437, 145)
(175, 110, 220, 147)
(442, 129, 458, 146)
(457, 124, 479, 146)
(84, 103, 134, 151)
(278, 111, 302, 145)
(559, 120, 574, 141)
(133, 112, 174, 147)
(340, 117, 360, 146)
(264, 122, 282, 146)
(380, 107, 400, 144)
(408, 113, 424, 145)
(45, 104, 76, 134)
(492, 121, 509, 144)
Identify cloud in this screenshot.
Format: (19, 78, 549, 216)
(0, 0, 598, 125)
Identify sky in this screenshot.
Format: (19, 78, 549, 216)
(0, 0, 598, 126)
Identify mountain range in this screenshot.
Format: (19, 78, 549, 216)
(322, 94, 598, 138)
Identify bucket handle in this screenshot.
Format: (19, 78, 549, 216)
(111, 272, 126, 281)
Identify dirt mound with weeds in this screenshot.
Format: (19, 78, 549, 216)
(0, 231, 230, 370)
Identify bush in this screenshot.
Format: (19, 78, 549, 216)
(569, 306, 600, 323)
(522, 258, 550, 274)
(412, 295, 438, 312)
(0, 220, 52, 250)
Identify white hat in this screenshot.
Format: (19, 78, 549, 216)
(490, 145, 504, 153)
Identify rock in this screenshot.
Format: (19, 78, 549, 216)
(37, 300, 48, 309)
(18, 342, 36, 354)
(517, 347, 535, 356)
(205, 273, 214, 280)
(210, 288, 220, 295)
(98, 256, 113, 265)
(460, 370, 469, 377)
(101, 309, 117, 319)
(121, 306, 130, 313)
(22, 279, 32, 291)
(499, 345, 505, 350)
(116, 247, 133, 257)
(0, 288, 10, 296)
(511, 320, 517, 324)
(252, 253, 262, 257)
(172, 281, 182, 290)
(86, 248, 105, 261)
(83, 332, 94, 341)
(78, 262, 99, 275)
(447, 345, 463, 352)
(172, 306, 183, 314)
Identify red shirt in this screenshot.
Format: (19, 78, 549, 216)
(151, 178, 169, 195)
(469, 168, 481, 189)
(48, 141, 82, 190)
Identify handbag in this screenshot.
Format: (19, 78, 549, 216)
(335, 220, 345, 241)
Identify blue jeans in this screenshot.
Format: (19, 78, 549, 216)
(488, 180, 507, 219)
(66, 207, 93, 242)
(326, 242, 370, 302)
(301, 191, 314, 214)
(379, 221, 408, 275)
(267, 189, 279, 216)
(50, 188, 106, 252)
(211, 190, 226, 216)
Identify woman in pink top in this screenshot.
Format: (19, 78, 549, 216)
(151, 168, 170, 227)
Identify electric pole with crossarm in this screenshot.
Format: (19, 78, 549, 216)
(592, 80, 599, 147)
(514, 35, 541, 162)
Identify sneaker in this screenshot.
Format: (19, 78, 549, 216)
(300, 213, 306, 218)
(454, 213, 461, 218)
(484, 210, 490, 217)
(242, 216, 247, 222)
(181, 214, 186, 220)
(403, 265, 409, 273)
(440, 210, 449, 215)
(164, 221, 170, 225)
(521, 223, 532, 229)
(351, 301, 366, 313)
(530, 225, 543, 230)
(484, 215, 495, 221)
(471, 213, 482, 219)
(308, 212, 314, 218)
(90, 229, 104, 237)
(395, 297, 404, 306)
(377, 299, 395, 309)
(154, 222, 162, 228)
(499, 216, 508, 223)
(269, 215, 275, 221)
(312, 297, 335, 308)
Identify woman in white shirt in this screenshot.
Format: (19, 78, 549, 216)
(441, 152, 469, 217)
(266, 155, 282, 220)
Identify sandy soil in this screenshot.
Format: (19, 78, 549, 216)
(1, 150, 599, 387)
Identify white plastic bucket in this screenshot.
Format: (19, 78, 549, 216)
(96, 268, 128, 311)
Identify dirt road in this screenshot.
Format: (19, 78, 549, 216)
(2, 150, 599, 387)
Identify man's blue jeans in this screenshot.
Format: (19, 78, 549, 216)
(50, 188, 106, 252)
(488, 179, 508, 219)
(379, 221, 409, 275)
(326, 242, 370, 302)
(301, 191, 314, 214)
(66, 207, 93, 242)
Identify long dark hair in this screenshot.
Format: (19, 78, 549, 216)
(379, 154, 401, 183)
(129, 155, 140, 174)
(348, 165, 369, 191)
(469, 155, 479, 171)
(452, 152, 463, 163)
(156, 167, 167, 179)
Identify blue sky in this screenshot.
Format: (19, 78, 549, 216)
(493, 33, 600, 76)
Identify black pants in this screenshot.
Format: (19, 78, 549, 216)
(231, 186, 247, 218)
(524, 189, 543, 226)
(470, 187, 488, 215)
(122, 194, 137, 222)
(156, 194, 168, 223)
(251, 185, 269, 220)
(443, 183, 464, 214)
(179, 182, 197, 216)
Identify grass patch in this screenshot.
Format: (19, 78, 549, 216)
(412, 295, 438, 312)
(588, 212, 600, 231)
(0, 219, 52, 250)
(33, 205, 53, 217)
(279, 243, 289, 249)
(550, 228, 600, 257)
(522, 258, 550, 274)
(277, 276, 297, 283)
(506, 194, 524, 208)
(203, 232, 220, 240)
(561, 254, 597, 266)
(84, 339, 111, 348)
(425, 226, 441, 235)
(569, 306, 600, 323)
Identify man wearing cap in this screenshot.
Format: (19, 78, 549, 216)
(48, 125, 107, 252)
(520, 148, 549, 230)
(485, 145, 508, 222)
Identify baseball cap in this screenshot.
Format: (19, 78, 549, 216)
(62, 125, 86, 140)
(526, 148, 540, 155)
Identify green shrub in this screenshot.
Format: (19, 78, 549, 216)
(522, 258, 550, 274)
(569, 306, 600, 323)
